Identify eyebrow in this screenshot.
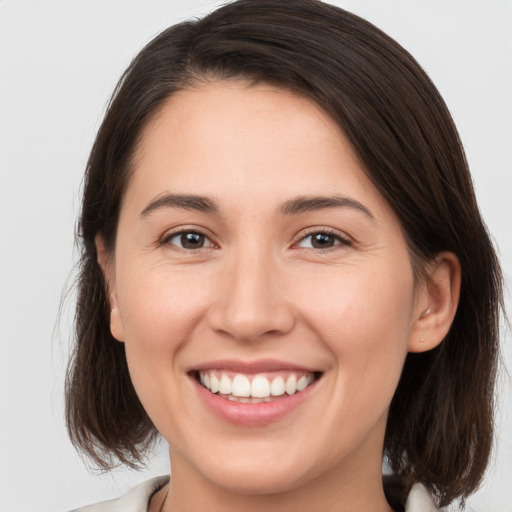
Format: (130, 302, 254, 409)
(281, 195, 374, 219)
(140, 193, 219, 217)
(139, 193, 374, 220)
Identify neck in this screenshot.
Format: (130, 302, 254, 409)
(163, 447, 393, 512)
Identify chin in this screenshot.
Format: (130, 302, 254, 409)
(194, 450, 321, 496)
(210, 469, 307, 496)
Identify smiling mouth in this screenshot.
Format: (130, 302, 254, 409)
(192, 370, 321, 403)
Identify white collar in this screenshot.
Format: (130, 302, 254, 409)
(405, 482, 440, 511)
(71, 476, 439, 511)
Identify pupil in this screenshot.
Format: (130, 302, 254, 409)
(312, 233, 333, 248)
(181, 232, 204, 249)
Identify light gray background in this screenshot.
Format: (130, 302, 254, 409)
(0, 1, 510, 511)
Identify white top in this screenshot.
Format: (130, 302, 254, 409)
(69, 476, 439, 512)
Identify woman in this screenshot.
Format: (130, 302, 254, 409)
(65, 1, 503, 511)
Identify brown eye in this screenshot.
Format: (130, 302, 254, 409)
(311, 233, 336, 248)
(297, 231, 350, 249)
(166, 231, 213, 250)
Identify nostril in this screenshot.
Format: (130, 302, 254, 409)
(206, 288, 296, 342)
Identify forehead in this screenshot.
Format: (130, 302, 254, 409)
(125, 80, 391, 220)
(137, 80, 352, 168)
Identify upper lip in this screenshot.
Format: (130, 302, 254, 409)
(189, 359, 319, 374)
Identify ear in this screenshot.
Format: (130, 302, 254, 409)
(95, 234, 125, 342)
(408, 252, 461, 353)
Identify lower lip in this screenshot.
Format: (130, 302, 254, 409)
(191, 376, 318, 426)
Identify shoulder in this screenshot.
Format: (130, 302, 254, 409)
(68, 475, 169, 512)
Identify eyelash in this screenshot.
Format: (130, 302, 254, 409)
(160, 229, 215, 251)
(160, 227, 352, 252)
(293, 228, 352, 250)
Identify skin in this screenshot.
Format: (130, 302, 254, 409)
(98, 81, 460, 512)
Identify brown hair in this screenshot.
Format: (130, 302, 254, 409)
(65, 0, 503, 507)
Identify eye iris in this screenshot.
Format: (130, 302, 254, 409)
(312, 233, 335, 248)
(181, 232, 205, 249)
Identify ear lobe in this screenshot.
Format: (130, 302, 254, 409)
(408, 252, 461, 353)
(108, 293, 125, 342)
(95, 235, 125, 342)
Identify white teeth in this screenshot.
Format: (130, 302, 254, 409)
(219, 375, 232, 395)
(251, 375, 271, 398)
(210, 373, 219, 393)
(270, 376, 285, 396)
(285, 374, 297, 395)
(232, 374, 251, 397)
(297, 375, 310, 391)
(198, 370, 316, 398)
(227, 395, 273, 403)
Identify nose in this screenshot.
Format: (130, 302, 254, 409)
(207, 249, 296, 342)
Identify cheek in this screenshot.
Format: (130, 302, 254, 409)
(118, 264, 207, 339)
(114, 267, 213, 428)
(115, 266, 211, 382)
(302, 260, 414, 331)
(298, 263, 414, 392)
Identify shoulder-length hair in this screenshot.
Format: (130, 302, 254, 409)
(65, 0, 503, 507)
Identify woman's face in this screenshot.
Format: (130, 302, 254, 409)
(104, 81, 428, 495)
